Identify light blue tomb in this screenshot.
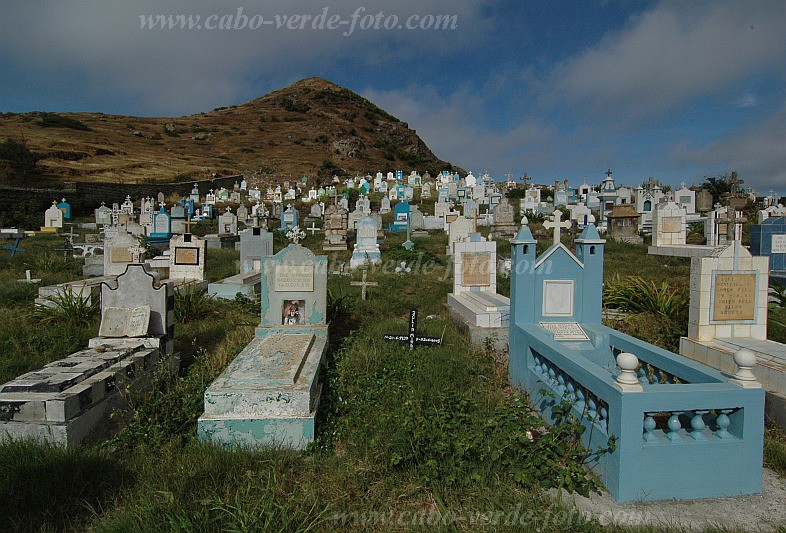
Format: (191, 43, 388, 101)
(750, 215, 786, 281)
(198, 244, 328, 449)
(508, 224, 764, 502)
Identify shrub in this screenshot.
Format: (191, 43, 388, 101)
(33, 288, 99, 327)
(37, 113, 90, 131)
(0, 138, 40, 178)
(174, 285, 215, 323)
(603, 274, 688, 322)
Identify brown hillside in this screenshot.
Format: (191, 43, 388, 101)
(0, 77, 460, 185)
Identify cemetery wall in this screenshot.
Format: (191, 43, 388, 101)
(0, 174, 242, 219)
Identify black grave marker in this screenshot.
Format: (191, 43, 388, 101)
(383, 308, 442, 351)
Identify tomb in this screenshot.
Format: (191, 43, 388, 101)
(321, 205, 348, 251)
(391, 201, 409, 233)
(605, 205, 641, 244)
(489, 198, 518, 239)
(349, 216, 381, 269)
(165, 233, 208, 293)
(509, 224, 764, 502)
(0, 264, 176, 446)
(42, 201, 63, 232)
(199, 243, 329, 449)
(679, 242, 786, 428)
(447, 233, 510, 351)
(446, 216, 473, 256)
(750, 215, 786, 281)
(208, 227, 272, 300)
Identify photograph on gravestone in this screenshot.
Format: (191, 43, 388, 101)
(282, 300, 305, 325)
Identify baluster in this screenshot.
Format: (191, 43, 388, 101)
(667, 411, 683, 442)
(637, 366, 649, 385)
(575, 388, 586, 414)
(556, 374, 567, 397)
(532, 355, 541, 375)
(599, 405, 608, 431)
(689, 410, 708, 440)
(565, 380, 576, 404)
(715, 409, 733, 439)
(643, 414, 657, 442)
(587, 397, 598, 421)
(548, 368, 557, 387)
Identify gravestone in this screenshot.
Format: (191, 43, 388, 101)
(490, 198, 518, 239)
(310, 203, 323, 219)
(168, 233, 207, 283)
(280, 205, 298, 232)
(0, 264, 176, 446)
(356, 195, 371, 215)
(239, 227, 274, 272)
(236, 205, 248, 224)
(199, 243, 329, 449)
(696, 189, 713, 212)
(95, 203, 112, 226)
(322, 205, 348, 251)
(447, 233, 510, 350)
(749, 216, 786, 280)
(606, 205, 642, 244)
(44, 202, 63, 230)
(379, 197, 391, 214)
(446, 216, 473, 256)
(57, 198, 71, 220)
(651, 201, 687, 247)
(463, 199, 478, 220)
(148, 207, 172, 243)
(350, 216, 381, 269)
(391, 201, 409, 232)
(218, 208, 238, 236)
(103, 229, 141, 277)
(409, 206, 425, 231)
(347, 207, 365, 231)
(421, 182, 432, 199)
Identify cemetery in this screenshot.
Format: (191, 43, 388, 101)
(0, 175, 785, 530)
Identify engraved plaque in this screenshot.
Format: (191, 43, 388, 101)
(275, 265, 314, 292)
(110, 246, 132, 263)
(661, 216, 682, 233)
(99, 306, 150, 337)
(461, 252, 490, 287)
(357, 225, 376, 240)
(712, 273, 756, 321)
(174, 247, 200, 265)
(772, 234, 786, 254)
(542, 280, 574, 317)
(539, 322, 589, 341)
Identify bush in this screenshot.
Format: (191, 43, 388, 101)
(37, 113, 90, 131)
(0, 138, 40, 178)
(174, 285, 215, 323)
(603, 274, 688, 322)
(33, 288, 99, 328)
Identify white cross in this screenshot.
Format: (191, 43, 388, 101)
(350, 271, 378, 301)
(544, 210, 572, 245)
(286, 225, 306, 244)
(306, 222, 320, 235)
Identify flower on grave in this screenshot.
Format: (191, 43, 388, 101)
(286, 225, 306, 244)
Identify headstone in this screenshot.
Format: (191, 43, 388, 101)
(95, 203, 113, 226)
(350, 216, 382, 269)
(104, 229, 141, 277)
(280, 205, 298, 232)
(391, 201, 409, 233)
(606, 205, 642, 244)
(409, 206, 425, 231)
(44, 202, 63, 229)
(239, 227, 274, 272)
(168, 233, 207, 282)
(463, 199, 479, 220)
(218, 207, 238, 236)
(148, 207, 172, 242)
(651, 201, 687, 247)
(421, 182, 432, 199)
(696, 189, 713, 213)
(379, 197, 391, 214)
(236, 204, 249, 224)
(199, 243, 329, 449)
(446, 216, 473, 255)
(490, 197, 518, 239)
(310, 203, 323, 219)
(347, 207, 365, 231)
(322, 205, 348, 251)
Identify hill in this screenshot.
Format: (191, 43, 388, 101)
(0, 78, 460, 185)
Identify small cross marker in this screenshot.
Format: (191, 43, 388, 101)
(383, 308, 443, 351)
(544, 209, 572, 245)
(350, 270, 378, 301)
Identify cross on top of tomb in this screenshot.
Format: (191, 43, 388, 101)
(606, 168, 612, 178)
(543, 210, 572, 245)
(286, 225, 306, 244)
(127, 243, 145, 264)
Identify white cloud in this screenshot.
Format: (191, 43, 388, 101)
(544, 1, 786, 121)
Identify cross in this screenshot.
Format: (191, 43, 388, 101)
(402, 210, 414, 251)
(127, 243, 145, 264)
(53, 238, 74, 262)
(350, 270, 378, 301)
(383, 308, 443, 351)
(184, 216, 195, 234)
(543, 210, 572, 245)
(306, 222, 320, 235)
(1, 230, 26, 257)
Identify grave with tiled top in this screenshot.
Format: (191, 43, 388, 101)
(0, 264, 176, 446)
(198, 241, 329, 449)
(349, 216, 381, 269)
(447, 233, 510, 350)
(509, 223, 764, 502)
(164, 232, 208, 293)
(679, 241, 786, 427)
(750, 215, 786, 282)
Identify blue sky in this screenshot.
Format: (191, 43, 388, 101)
(1, 1, 785, 192)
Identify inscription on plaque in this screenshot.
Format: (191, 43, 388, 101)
(174, 247, 200, 265)
(542, 280, 574, 317)
(357, 225, 376, 240)
(712, 273, 756, 321)
(461, 252, 490, 287)
(110, 247, 132, 263)
(539, 322, 589, 341)
(275, 265, 314, 292)
(662, 216, 682, 233)
(772, 235, 786, 254)
(99, 306, 150, 337)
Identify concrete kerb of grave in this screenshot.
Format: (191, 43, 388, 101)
(548, 468, 786, 531)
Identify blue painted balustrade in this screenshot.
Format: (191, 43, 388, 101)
(508, 225, 764, 503)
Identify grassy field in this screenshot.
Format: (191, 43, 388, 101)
(0, 220, 784, 531)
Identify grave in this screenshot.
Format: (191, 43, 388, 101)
(280, 205, 298, 232)
(322, 205, 348, 251)
(42, 201, 63, 232)
(104, 229, 142, 277)
(379, 197, 391, 214)
(509, 224, 764, 502)
(391, 201, 409, 232)
(489, 197, 518, 239)
(147, 205, 172, 243)
(350, 216, 381, 269)
(605, 205, 642, 244)
(647, 201, 695, 257)
(218, 207, 238, 236)
(0, 264, 176, 446)
(446, 216, 473, 256)
(679, 242, 786, 428)
(750, 215, 786, 281)
(447, 233, 510, 351)
(208, 227, 273, 300)
(198, 243, 329, 449)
